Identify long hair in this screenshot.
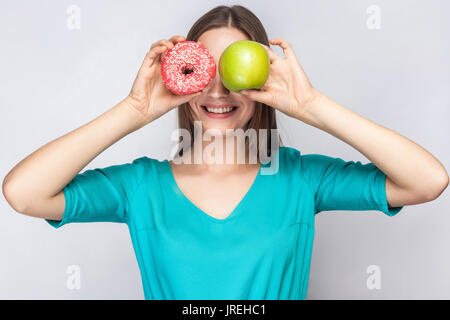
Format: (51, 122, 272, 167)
(176, 5, 280, 161)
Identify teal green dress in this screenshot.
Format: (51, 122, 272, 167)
(46, 146, 403, 299)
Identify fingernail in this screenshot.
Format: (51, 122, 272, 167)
(240, 90, 248, 95)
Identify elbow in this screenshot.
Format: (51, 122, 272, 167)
(425, 172, 449, 201)
(2, 177, 30, 214)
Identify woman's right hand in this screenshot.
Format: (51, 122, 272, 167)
(125, 35, 202, 124)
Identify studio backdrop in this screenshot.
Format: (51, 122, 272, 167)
(1, 0, 449, 299)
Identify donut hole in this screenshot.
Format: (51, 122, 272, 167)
(182, 65, 195, 75)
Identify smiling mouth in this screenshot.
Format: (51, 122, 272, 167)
(201, 106, 238, 114)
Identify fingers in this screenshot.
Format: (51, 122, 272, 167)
(240, 89, 274, 106)
(148, 35, 186, 64)
(260, 43, 280, 63)
(137, 35, 188, 83)
(150, 39, 173, 50)
(269, 38, 295, 60)
(169, 35, 186, 45)
(146, 45, 167, 67)
(150, 35, 185, 50)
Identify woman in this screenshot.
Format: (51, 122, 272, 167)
(2, 5, 448, 299)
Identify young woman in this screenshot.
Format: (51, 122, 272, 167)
(2, 5, 448, 300)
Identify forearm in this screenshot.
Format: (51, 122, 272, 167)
(2, 96, 149, 210)
(299, 91, 449, 196)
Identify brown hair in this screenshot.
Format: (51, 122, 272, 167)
(177, 5, 280, 160)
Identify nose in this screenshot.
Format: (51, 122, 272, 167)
(203, 70, 230, 99)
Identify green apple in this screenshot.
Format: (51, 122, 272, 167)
(219, 40, 270, 93)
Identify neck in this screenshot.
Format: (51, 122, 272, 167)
(174, 130, 260, 171)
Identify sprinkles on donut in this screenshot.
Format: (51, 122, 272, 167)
(160, 41, 216, 95)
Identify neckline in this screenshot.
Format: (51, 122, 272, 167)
(164, 160, 267, 224)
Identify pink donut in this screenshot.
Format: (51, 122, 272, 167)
(161, 41, 216, 95)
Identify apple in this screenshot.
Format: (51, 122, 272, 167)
(218, 40, 270, 93)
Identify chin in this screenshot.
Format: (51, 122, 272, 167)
(201, 119, 240, 136)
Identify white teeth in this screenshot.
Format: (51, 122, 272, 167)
(205, 107, 234, 113)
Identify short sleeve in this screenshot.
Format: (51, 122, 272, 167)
(45, 156, 149, 228)
(300, 153, 404, 216)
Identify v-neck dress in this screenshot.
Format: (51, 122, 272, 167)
(45, 146, 404, 299)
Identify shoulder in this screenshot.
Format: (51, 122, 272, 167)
(277, 146, 302, 169)
(279, 146, 301, 160)
(129, 155, 168, 176)
(114, 155, 169, 200)
(279, 147, 343, 173)
(267, 146, 303, 178)
(105, 155, 168, 185)
(275, 146, 338, 177)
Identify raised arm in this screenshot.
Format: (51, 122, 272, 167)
(2, 35, 201, 221)
(240, 38, 449, 205)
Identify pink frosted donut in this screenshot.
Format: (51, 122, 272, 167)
(161, 41, 216, 95)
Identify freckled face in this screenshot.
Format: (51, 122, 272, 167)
(188, 27, 256, 134)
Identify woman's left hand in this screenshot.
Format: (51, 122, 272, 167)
(240, 38, 321, 121)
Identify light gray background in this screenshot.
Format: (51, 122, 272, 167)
(1, 0, 449, 299)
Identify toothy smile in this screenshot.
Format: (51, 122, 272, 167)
(201, 104, 238, 114)
(202, 106, 237, 113)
